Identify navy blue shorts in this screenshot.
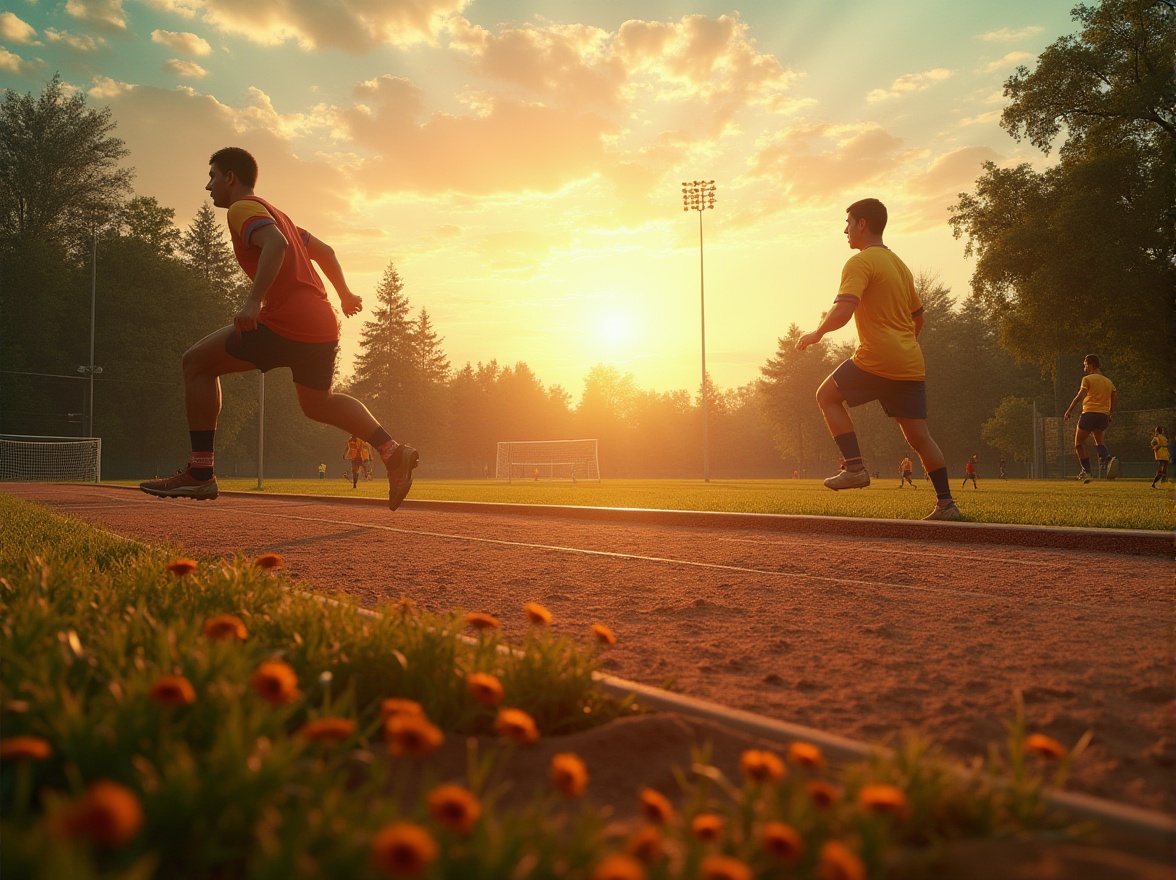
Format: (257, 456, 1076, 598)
(831, 359, 928, 420)
(224, 323, 339, 392)
(1077, 411, 1110, 432)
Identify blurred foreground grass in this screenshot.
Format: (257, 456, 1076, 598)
(112, 476, 1173, 531)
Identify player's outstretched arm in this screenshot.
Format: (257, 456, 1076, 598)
(1063, 388, 1085, 421)
(797, 300, 856, 351)
(306, 233, 362, 317)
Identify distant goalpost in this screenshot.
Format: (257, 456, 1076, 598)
(0, 435, 102, 482)
(495, 439, 600, 483)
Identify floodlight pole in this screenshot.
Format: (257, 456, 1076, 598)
(77, 222, 104, 448)
(682, 180, 716, 482)
(257, 371, 265, 490)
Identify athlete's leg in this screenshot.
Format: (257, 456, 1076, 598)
(816, 375, 855, 437)
(897, 417, 957, 516)
(182, 326, 256, 430)
(1073, 426, 1091, 470)
(295, 385, 381, 438)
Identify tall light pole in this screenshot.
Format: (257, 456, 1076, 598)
(682, 179, 716, 482)
(77, 222, 103, 439)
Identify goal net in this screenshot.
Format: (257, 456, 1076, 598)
(0, 435, 102, 482)
(495, 439, 600, 483)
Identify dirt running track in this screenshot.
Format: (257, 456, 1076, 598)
(4, 484, 1172, 817)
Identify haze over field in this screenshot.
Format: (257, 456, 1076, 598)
(0, 0, 1075, 393)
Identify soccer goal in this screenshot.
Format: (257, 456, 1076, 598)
(495, 439, 600, 483)
(0, 435, 102, 482)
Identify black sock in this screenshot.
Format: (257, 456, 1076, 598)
(1081, 457, 1091, 473)
(189, 430, 215, 480)
(367, 426, 393, 448)
(929, 467, 952, 502)
(832, 432, 863, 469)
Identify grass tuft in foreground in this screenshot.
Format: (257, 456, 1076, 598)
(1, 493, 1098, 879)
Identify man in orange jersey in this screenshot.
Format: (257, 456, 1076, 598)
(797, 198, 959, 521)
(898, 455, 917, 488)
(1063, 354, 1119, 483)
(140, 147, 417, 508)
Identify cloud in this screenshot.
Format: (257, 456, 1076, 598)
(337, 74, 613, 196)
(0, 46, 44, 77)
(985, 51, 1034, 72)
(89, 76, 136, 99)
(45, 28, 105, 51)
(65, 0, 128, 32)
(151, 29, 212, 56)
(747, 122, 917, 203)
(163, 59, 208, 78)
(899, 145, 1003, 231)
(978, 26, 1043, 42)
(866, 68, 952, 103)
(0, 12, 38, 44)
(142, 0, 471, 51)
(959, 110, 1001, 127)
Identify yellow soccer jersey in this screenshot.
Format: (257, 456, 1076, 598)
(1079, 373, 1115, 414)
(1152, 434, 1169, 462)
(834, 247, 925, 381)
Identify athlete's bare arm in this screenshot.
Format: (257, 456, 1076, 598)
(306, 234, 362, 318)
(797, 300, 856, 351)
(1063, 387, 1086, 421)
(235, 223, 288, 332)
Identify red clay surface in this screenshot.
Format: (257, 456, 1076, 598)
(5, 483, 1171, 815)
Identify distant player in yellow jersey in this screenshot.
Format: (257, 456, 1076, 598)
(797, 198, 959, 521)
(1063, 354, 1119, 482)
(898, 455, 917, 488)
(1151, 426, 1168, 488)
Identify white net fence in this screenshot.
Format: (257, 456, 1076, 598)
(0, 436, 102, 482)
(495, 439, 600, 482)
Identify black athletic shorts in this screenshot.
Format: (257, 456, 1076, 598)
(831, 359, 928, 420)
(224, 323, 339, 392)
(1077, 411, 1110, 432)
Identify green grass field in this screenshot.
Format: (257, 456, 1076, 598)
(113, 476, 1172, 531)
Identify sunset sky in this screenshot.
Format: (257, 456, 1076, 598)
(1, 1, 1077, 397)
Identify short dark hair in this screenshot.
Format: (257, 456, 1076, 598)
(846, 198, 887, 234)
(1084, 354, 1101, 369)
(209, 147, 258, 188)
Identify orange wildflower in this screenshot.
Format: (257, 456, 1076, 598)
(202, 615, 248, 641)
(299, 717, 356, 744)
(592, 854, 647, 880)
(690, 813, 724, 842)
(807, 779, 840, 810)
(638, 788, 673, 824)
(787, 741, 826, 771)
(700, 854, 752, 880)
(524, 602, 553, 625)
(166, 559, 197, 578)
(1025, 733, 1067, 760)
(760, 821, 804, 862)
(148, 675, 196, 707)
(626, 826, 664, 864)
(740, 748, 785, 783)
(550, 752, 589, 798)
(250, 660, 300, 705)
(0, 735, 52, 761)
(426, 784, 481, 835)
(370, 822, 438, 877)
(591, 623, 617, 645)
(466, 672, 505, 707)
(386, 713, 444, 756)
(818, 840, 866, 880)
(253, 553, 284, 570)
(858, 783, 909, 819)
(55, 780, 143, 848)
(495, 708, 540, 744)
(379, 698, 425, 720)
(465, 612, 500, 631)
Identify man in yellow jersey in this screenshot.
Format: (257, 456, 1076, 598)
(898, 455, 917, 488)
(1063, 354, 1118, 482)
(797, 198, 960, 521)
(1149, 426, 1167, 488)
(139, 147, 417, 509)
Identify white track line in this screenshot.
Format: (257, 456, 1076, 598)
(241, 507, 1112, 609)
(716, 535, 1072, 568)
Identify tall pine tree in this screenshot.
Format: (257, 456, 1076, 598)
(352, 261, 414, 431)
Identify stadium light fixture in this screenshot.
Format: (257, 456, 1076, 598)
(681, 179, 716, 482)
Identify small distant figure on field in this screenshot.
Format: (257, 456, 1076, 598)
(898, 455, 917, 488)
(138, 147, 417, 509)
(533, 467, 540, 481)
(795, 197, 959, 520)
(1063, 354, 1119, 483)
(317, 461, 326, 479)
(1151, 426, 1169, 488)
(344, 435, 366, 488)
(360, 441, 373, 480)
(963, 454, 978, 489)
(792, 469, 799, 479)
(998, 458, 1007, 479)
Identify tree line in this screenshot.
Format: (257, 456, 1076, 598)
(2, 1, 1170, 480)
